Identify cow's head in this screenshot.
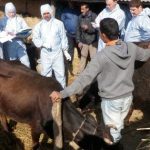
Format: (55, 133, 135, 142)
(62, 99, 102, 149)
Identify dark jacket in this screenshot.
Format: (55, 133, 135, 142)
(76, 11, 97, 45)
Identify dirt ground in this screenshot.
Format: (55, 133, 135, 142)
(0, 11, 150, 150)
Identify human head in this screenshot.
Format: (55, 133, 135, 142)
(100, 18, 119, 43)
(80, 3, 90, 16)
(5, 2, 16, 18)
(129, 0, 143, 16)
(105, 0, 117, 11)
(40, 4, 53, 21)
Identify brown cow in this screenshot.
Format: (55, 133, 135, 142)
(0, 59, 101, 150)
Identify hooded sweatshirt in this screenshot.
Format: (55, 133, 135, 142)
(61, 40, 150, 99)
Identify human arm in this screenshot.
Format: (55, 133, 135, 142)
(84, 13, 98, 34)
(76, 17, 84, 49)
(50, 91, 62, 103)
(61, 12, 66, 24)
(61, 54, 102, 98)
(139, 16, 150, 41)
(143, 7, 150, 16)
(32, 23, 43, 48)
(94, 12, 102, 28)
(135, 45, 150, 61)
(59, 22, 71, 61)
(50, 55, 102, 102)
(115, 10, 126, 32)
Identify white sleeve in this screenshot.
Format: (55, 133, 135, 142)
(95, 11, 103, 28)
(115, 11, 126, 31)
(20, 17, 29, 30)
(60, 22, 68, 51)
(32, 23, 43, 48)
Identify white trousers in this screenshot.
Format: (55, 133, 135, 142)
(101, 96, 133, 143)
(40, 48, 66, 88)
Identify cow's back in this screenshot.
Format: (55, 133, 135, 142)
(0, 59, 62, 125)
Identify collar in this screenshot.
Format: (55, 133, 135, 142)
(106, 39, 119, 46)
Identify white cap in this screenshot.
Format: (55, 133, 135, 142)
(5, 2, 16, 15)
(40, 4, 53, 17)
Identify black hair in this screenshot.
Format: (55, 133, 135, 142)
(100, 18, 119, 40)
(80, 3, 90, 9)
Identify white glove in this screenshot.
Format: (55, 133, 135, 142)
(64, 50, 71, 61)
(91, 22, 99, 28)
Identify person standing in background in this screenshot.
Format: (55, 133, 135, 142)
(124, 0, 150, 42)
(32, 4, 71, 88)
(0, 2, 30, 67)
(92, 0, 125, 52)
(76, 3, 98, 74)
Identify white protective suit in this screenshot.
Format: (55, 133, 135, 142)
(93, 4, 126, 52)
(32, 4, 70, 88)
(124, 11, 150, 42)
(0, 2, 30, 67)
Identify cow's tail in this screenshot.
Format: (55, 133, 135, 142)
(51, 100, 63, 149)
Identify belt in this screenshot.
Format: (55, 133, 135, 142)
(42, 46, 52, 52)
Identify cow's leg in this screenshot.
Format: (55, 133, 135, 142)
(52, 101, 63, 150)
(0, 114, 9, 132)
(30, 123, 42, 150)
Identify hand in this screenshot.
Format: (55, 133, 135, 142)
(91, 22, 99, 28)
(49, 91, 62, 103)
(64, 50, 71, 61)
(78, 42, 83, 49)
(7, 31, 16, 36)
(81, 24, 88, 31)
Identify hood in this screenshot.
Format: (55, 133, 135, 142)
(104, 40, 131, 69)
(40, 4, 53, 17)
(5, 2, 16, 17)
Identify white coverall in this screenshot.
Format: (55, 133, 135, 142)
(0, 2, 30, 67)
(94, 4, 126, 52)
(32, 5, 69, 88)
(124, 11, 150, 42)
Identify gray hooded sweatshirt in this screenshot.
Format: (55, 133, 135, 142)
(61, 40, 150, 100)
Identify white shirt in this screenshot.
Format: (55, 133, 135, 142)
(124, 11, 150, 42)
(94, 4, 126, 52)
(95, 4, 125, 31)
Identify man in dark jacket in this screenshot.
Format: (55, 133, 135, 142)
(76, 3, 98, 73)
